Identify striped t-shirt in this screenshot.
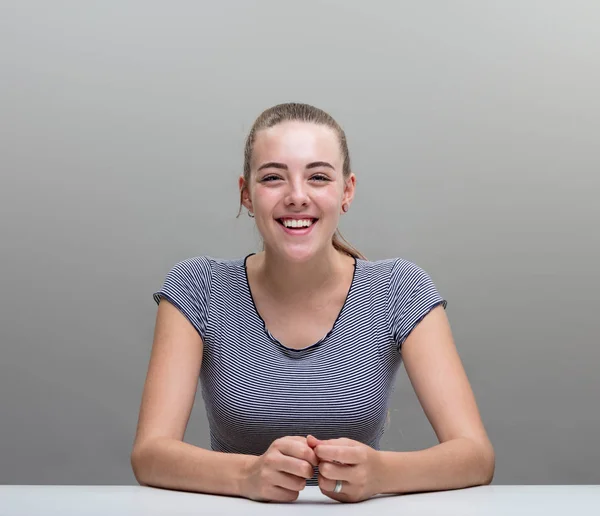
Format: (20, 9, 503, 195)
(153, 253, 447, 486)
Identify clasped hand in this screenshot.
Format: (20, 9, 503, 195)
(241, 434, 381, 503)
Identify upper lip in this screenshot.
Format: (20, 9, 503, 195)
(277, 215, 318, 220)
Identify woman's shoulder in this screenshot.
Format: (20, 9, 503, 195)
(356, 255, 422, 272)
(356, 255, 438, 290)
(155, 254, 249, 305)
(159, 254, 248, 287)
(169, 254, 248, 271)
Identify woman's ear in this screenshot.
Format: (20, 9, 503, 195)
(239, 175, 253, 212)
(341, 173, 356, 209)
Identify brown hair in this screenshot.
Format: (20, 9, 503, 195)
(237, 102, 366, 260)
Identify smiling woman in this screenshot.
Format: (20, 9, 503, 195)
(237, 103, 365, 261)
(131, 102, 495, 504)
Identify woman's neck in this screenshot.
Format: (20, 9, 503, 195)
(251, 247, 353, 305)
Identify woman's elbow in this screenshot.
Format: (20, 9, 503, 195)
(130, 445, 151, 487)
(477, 441, 496, 485)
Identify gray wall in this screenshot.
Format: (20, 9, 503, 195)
(1, 0, 598, 485)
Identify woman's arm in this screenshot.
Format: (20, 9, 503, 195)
(378, 305, 495, 494)
(132, 437, 253, 496)
(131, 300, 251, 496)
(376, 437, 493, 495)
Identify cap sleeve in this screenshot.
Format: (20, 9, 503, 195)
(388, 258, 448, 352)
(152, 256, 212, 340)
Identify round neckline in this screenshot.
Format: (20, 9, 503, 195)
(242, 252, 358, 352)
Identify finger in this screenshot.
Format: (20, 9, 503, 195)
(315, 437, 359, 447)
(272, 470, 308, 492)
(314, 444, 361, 465)
(306, 434, 332, 445)
(278, 439, 319, 467)
(318, 474, 346, 495)
(308, 435, 359, 451)
(287, 436, 309, 442)
(269, 485, 302, 503)
(318, 461, 354, 482)
(306, 434, 321, 448)
(276, 454, 316, 480)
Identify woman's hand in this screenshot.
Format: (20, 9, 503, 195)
(307, 435, 382, 503)
(240, 436, 319, 503)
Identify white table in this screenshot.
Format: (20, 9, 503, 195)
(1, 485, 599, 515)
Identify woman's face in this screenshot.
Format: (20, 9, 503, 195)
(240, 121, 355, 262)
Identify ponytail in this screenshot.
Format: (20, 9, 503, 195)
(332, 229, 366, 260)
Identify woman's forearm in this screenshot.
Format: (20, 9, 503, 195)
(131, 437, 254, 497)
(376, 437, 495, 495)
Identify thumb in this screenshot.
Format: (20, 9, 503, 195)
(306, 434, 323, 448)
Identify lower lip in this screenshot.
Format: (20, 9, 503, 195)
(279, 220, 317, 236)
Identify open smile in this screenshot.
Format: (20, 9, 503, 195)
(276, 218, 319, 235)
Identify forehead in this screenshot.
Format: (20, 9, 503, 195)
(252, 121, 341, 166)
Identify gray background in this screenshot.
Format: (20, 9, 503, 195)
(1, 0, 598, 486)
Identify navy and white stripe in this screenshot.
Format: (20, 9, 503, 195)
(153, 254, 447, 485)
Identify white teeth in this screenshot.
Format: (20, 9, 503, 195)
(282, 219, 314, 228)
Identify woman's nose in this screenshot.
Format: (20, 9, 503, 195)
(284, 181, 310, 206)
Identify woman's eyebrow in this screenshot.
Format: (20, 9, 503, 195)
(306, 161, 335, 170)
(257, 161, 335, 171)
(257, 162, 287, 171)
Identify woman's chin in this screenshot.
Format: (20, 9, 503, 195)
(276, 243, 322, 263)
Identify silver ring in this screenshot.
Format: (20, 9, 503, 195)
(333, 480, 343, 493)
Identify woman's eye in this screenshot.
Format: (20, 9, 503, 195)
(260, 174, 329, 183)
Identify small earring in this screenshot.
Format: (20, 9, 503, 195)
(248, 210, 254, 218)
(342, 203, 349, 213)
